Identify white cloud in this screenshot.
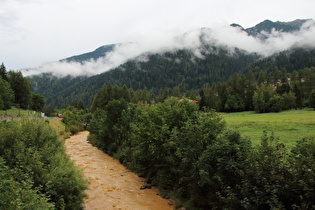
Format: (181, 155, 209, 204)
(2, 0, 315, 73)
(22, 20, 315, 77)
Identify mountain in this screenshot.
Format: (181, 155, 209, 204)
(28, 19, 315, 107)
(231, 19, 311, 39)
(39, 48, 259, 107)
(60, 44, 116, 63)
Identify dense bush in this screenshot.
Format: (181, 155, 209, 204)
(0, 119, 88, 209)
(62, 106, 90, 135)
(0, 157, 54, 209)
(88, 97, 315, 209)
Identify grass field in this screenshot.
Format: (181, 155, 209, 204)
(222, 109, 315, 149)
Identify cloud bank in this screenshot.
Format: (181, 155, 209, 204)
(23, 20, 315, 77)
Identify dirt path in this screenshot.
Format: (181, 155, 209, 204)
(64, 131, 173, 210)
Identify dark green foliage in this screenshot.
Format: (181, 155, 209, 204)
(248, 48, 315, 74)
(289, 138, 315, 209)
(28, 46, 315, 109)
(0, 62, 8, 81)
(0, 157, 54, 209)
(88, 94, 315, 209)
(29, 73, 88, 107)
(62, 106, 90, 134)
(194, 131, 252, 208)
(88, 99, 136, 155)
(31, 93, 45, 111)
(69, 99, 85, 110)
(268, 94, 285, 112)
(0, 78, 15, 110)
(8, 71, 32, 109)
(199, 66, 315, 113)
(309, 89, 315, 109)
(0, 119, 88, 209)
(42, 105, 56, 117)
(90, 84, 137, 111)
(28, 48, 259, 108)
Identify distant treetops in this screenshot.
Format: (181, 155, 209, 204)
(0, 63, 44, 111)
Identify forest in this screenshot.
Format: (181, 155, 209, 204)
(28, 47, 315, 108)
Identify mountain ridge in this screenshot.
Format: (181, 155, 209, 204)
(27, 19, 315, 107)
(52, 18, 313, 65)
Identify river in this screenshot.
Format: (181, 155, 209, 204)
(64, 131, 173, 210)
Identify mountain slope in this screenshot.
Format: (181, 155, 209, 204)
(33, 47, 315, 108)
(60, 44, 116, 63)
(246, 19, 309, 37)
(40, 48, 259, 107)
(27, 19, 315, 107)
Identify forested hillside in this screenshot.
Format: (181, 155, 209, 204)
(26, 19, 315, 108)
(28, 47, 315, 108)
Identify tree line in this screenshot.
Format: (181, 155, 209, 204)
(0, 63, 45, 111)
(200, 66, 315, 113)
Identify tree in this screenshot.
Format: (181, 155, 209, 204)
(0, 63, 8, 81)
(282, 92, 296, 110)
(171, 86, 181, 97)
(309, 89, 315, 110)
(253, 85, 274, 113)
(257, 70, 266, 85)
(42, 105, 56, 116)
(292, 83, 303, 108)
(70, 99, 85, 110)
(8, 71, 32, 109)
(243, 71, 256, 110)
(31, 93, 45, 111)
(280, 67, 288, 84)
(0, 78, 14, 110)
(155, 88, 169, 103)
(268, 94, 285, 112)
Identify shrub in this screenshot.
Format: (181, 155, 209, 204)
(0, 119, 88, 209)
(0, 157, 54, 209)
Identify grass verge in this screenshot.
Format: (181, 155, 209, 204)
(49, 118, 70, 140)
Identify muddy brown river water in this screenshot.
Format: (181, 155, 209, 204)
(64, 131, 173, 210)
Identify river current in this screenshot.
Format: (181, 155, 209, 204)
(64, 131, 173, 210)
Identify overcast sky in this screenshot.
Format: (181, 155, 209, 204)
(1, 0, 315, 71)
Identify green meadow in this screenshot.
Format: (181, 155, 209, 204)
(222, 109, 315, 149)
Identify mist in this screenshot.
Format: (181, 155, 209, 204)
(24, 20, 315, 77)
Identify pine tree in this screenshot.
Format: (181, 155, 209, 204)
(0, 63, 8, 81)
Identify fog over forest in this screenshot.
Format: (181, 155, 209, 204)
(23, 20, 315, 77)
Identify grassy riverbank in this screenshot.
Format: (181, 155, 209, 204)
(49, 117, 71, 140)
(222, 109, 315, 149)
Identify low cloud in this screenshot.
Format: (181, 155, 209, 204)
(24, 20, 315, 77)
